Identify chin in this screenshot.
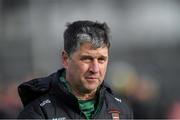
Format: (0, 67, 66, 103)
(85, 85, 98, 92)
(83, 80, 101, 91)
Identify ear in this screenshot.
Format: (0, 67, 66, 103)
(61, 50, 69, 69)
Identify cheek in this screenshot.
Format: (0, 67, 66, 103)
(77, 63, 89, 73)
(72, 61, 89, 76)
(100, 63, 108, 75)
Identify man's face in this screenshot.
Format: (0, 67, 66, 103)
(62, 42, 108, 94)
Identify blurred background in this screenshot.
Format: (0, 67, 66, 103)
(0, 0, 180, 119)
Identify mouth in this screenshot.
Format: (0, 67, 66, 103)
(85, 76, 99, 81)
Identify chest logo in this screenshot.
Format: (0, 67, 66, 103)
(40, 99, 51, 107)
(52, 117, 66, 120)
(114, 97, 121, 103)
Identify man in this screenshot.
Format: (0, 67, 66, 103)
(17, 20, 133, 119)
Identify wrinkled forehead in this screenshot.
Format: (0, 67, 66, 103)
(77, 42, 108, 54)
(70, 42, 109, 59)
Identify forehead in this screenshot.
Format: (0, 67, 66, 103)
(74, 42, 108, 56)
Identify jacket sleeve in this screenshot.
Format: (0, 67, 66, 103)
(17, 101, 45, 119)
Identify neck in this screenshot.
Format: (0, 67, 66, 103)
(71, 89, 97, 100)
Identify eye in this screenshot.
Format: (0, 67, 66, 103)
(98, 57, 107, 63)
(80, 56, 92, 63)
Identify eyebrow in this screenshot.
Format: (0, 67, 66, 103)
(80, 54, 108, 59)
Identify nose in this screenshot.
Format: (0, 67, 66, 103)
(89, 59, 100, 73)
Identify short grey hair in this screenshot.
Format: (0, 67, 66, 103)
(63, 20, 111, 56)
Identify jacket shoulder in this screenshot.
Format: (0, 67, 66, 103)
(18, 71, 57, 106)
(18, 96, 45, 118)
(18, 93, 55, 119)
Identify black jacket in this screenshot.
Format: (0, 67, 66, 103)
(17, 68, 133, 119)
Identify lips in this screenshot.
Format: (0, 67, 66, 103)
(86, 76, 98, 79)
(85, 76, 98, 81)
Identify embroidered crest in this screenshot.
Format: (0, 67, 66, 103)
(109, 108, 120, 120)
